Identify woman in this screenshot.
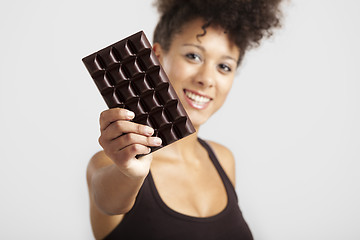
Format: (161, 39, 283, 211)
(87, 0, 283, 239)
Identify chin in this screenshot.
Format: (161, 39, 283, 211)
(186, 111, 212, 128)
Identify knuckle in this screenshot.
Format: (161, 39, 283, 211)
(147, 136, 153, 146)
(137, 124, 143, 133)
(99, 110, 107, 123)
(114, 121, 124, 131)
(113, 107, 127, 120)
(114, 109, 122, 119)
(125, 133, 135, 143)
(131, 144, 141, 152)
(98, 136, 103, 147)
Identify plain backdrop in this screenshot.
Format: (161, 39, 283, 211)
(0, 0, 359, 239)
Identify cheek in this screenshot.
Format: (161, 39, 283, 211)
(163, 59, 188, 86)
(214, 80, 234, 108)
(218, 79, 233, 98)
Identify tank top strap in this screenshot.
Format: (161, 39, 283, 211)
(197, 137, 239, 202)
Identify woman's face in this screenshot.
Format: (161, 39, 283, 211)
(153, 19, 240, 128)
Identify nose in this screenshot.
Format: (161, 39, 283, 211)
(193, 63, 214, 88)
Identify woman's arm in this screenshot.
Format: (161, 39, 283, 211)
(87, 108, 162, 215)
(87, 152, 147, 215)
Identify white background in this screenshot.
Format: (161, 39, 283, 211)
(0, 0, 359, 239)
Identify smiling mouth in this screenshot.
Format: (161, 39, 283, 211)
(183, 89, 212, 109)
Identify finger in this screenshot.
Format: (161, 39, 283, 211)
(119, 143, 152, 160)
(102, 121, 155, 140)
(109, 134, 162, 152)
(99, 108, 135, 131)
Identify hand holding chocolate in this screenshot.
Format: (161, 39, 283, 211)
(82, 31, 195, 154)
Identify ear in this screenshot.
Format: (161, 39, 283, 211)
(152, 43, 164, 64)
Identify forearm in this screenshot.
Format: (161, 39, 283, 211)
(91, 164, 147, 215)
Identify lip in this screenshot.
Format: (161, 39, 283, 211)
(183, 89, 212, 110)
(184, 89, 213, 99)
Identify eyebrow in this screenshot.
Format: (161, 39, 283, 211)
(182, 43, 205, 51)
(182, 43, 238, 63)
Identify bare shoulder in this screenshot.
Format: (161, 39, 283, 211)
(86, 151, 124, 239)
(207, 140, 236, 187)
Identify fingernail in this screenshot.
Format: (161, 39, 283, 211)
(144, 126, 154, 136)
(151, 137, 162, 146)
(127, 111, 135, 119)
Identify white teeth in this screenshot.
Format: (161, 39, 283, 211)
(185, 90, 211, 104)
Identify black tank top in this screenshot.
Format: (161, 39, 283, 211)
(104, 138, 253, 240)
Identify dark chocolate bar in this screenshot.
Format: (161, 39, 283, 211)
(82, 31, 195, 153)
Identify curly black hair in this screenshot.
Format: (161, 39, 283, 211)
(153, 0, 284, 65)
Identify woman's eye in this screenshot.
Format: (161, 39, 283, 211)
(185, 53, 201, 62)
(218, 63, 232, 73)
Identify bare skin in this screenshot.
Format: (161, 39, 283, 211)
(87, 18, 240, 239)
